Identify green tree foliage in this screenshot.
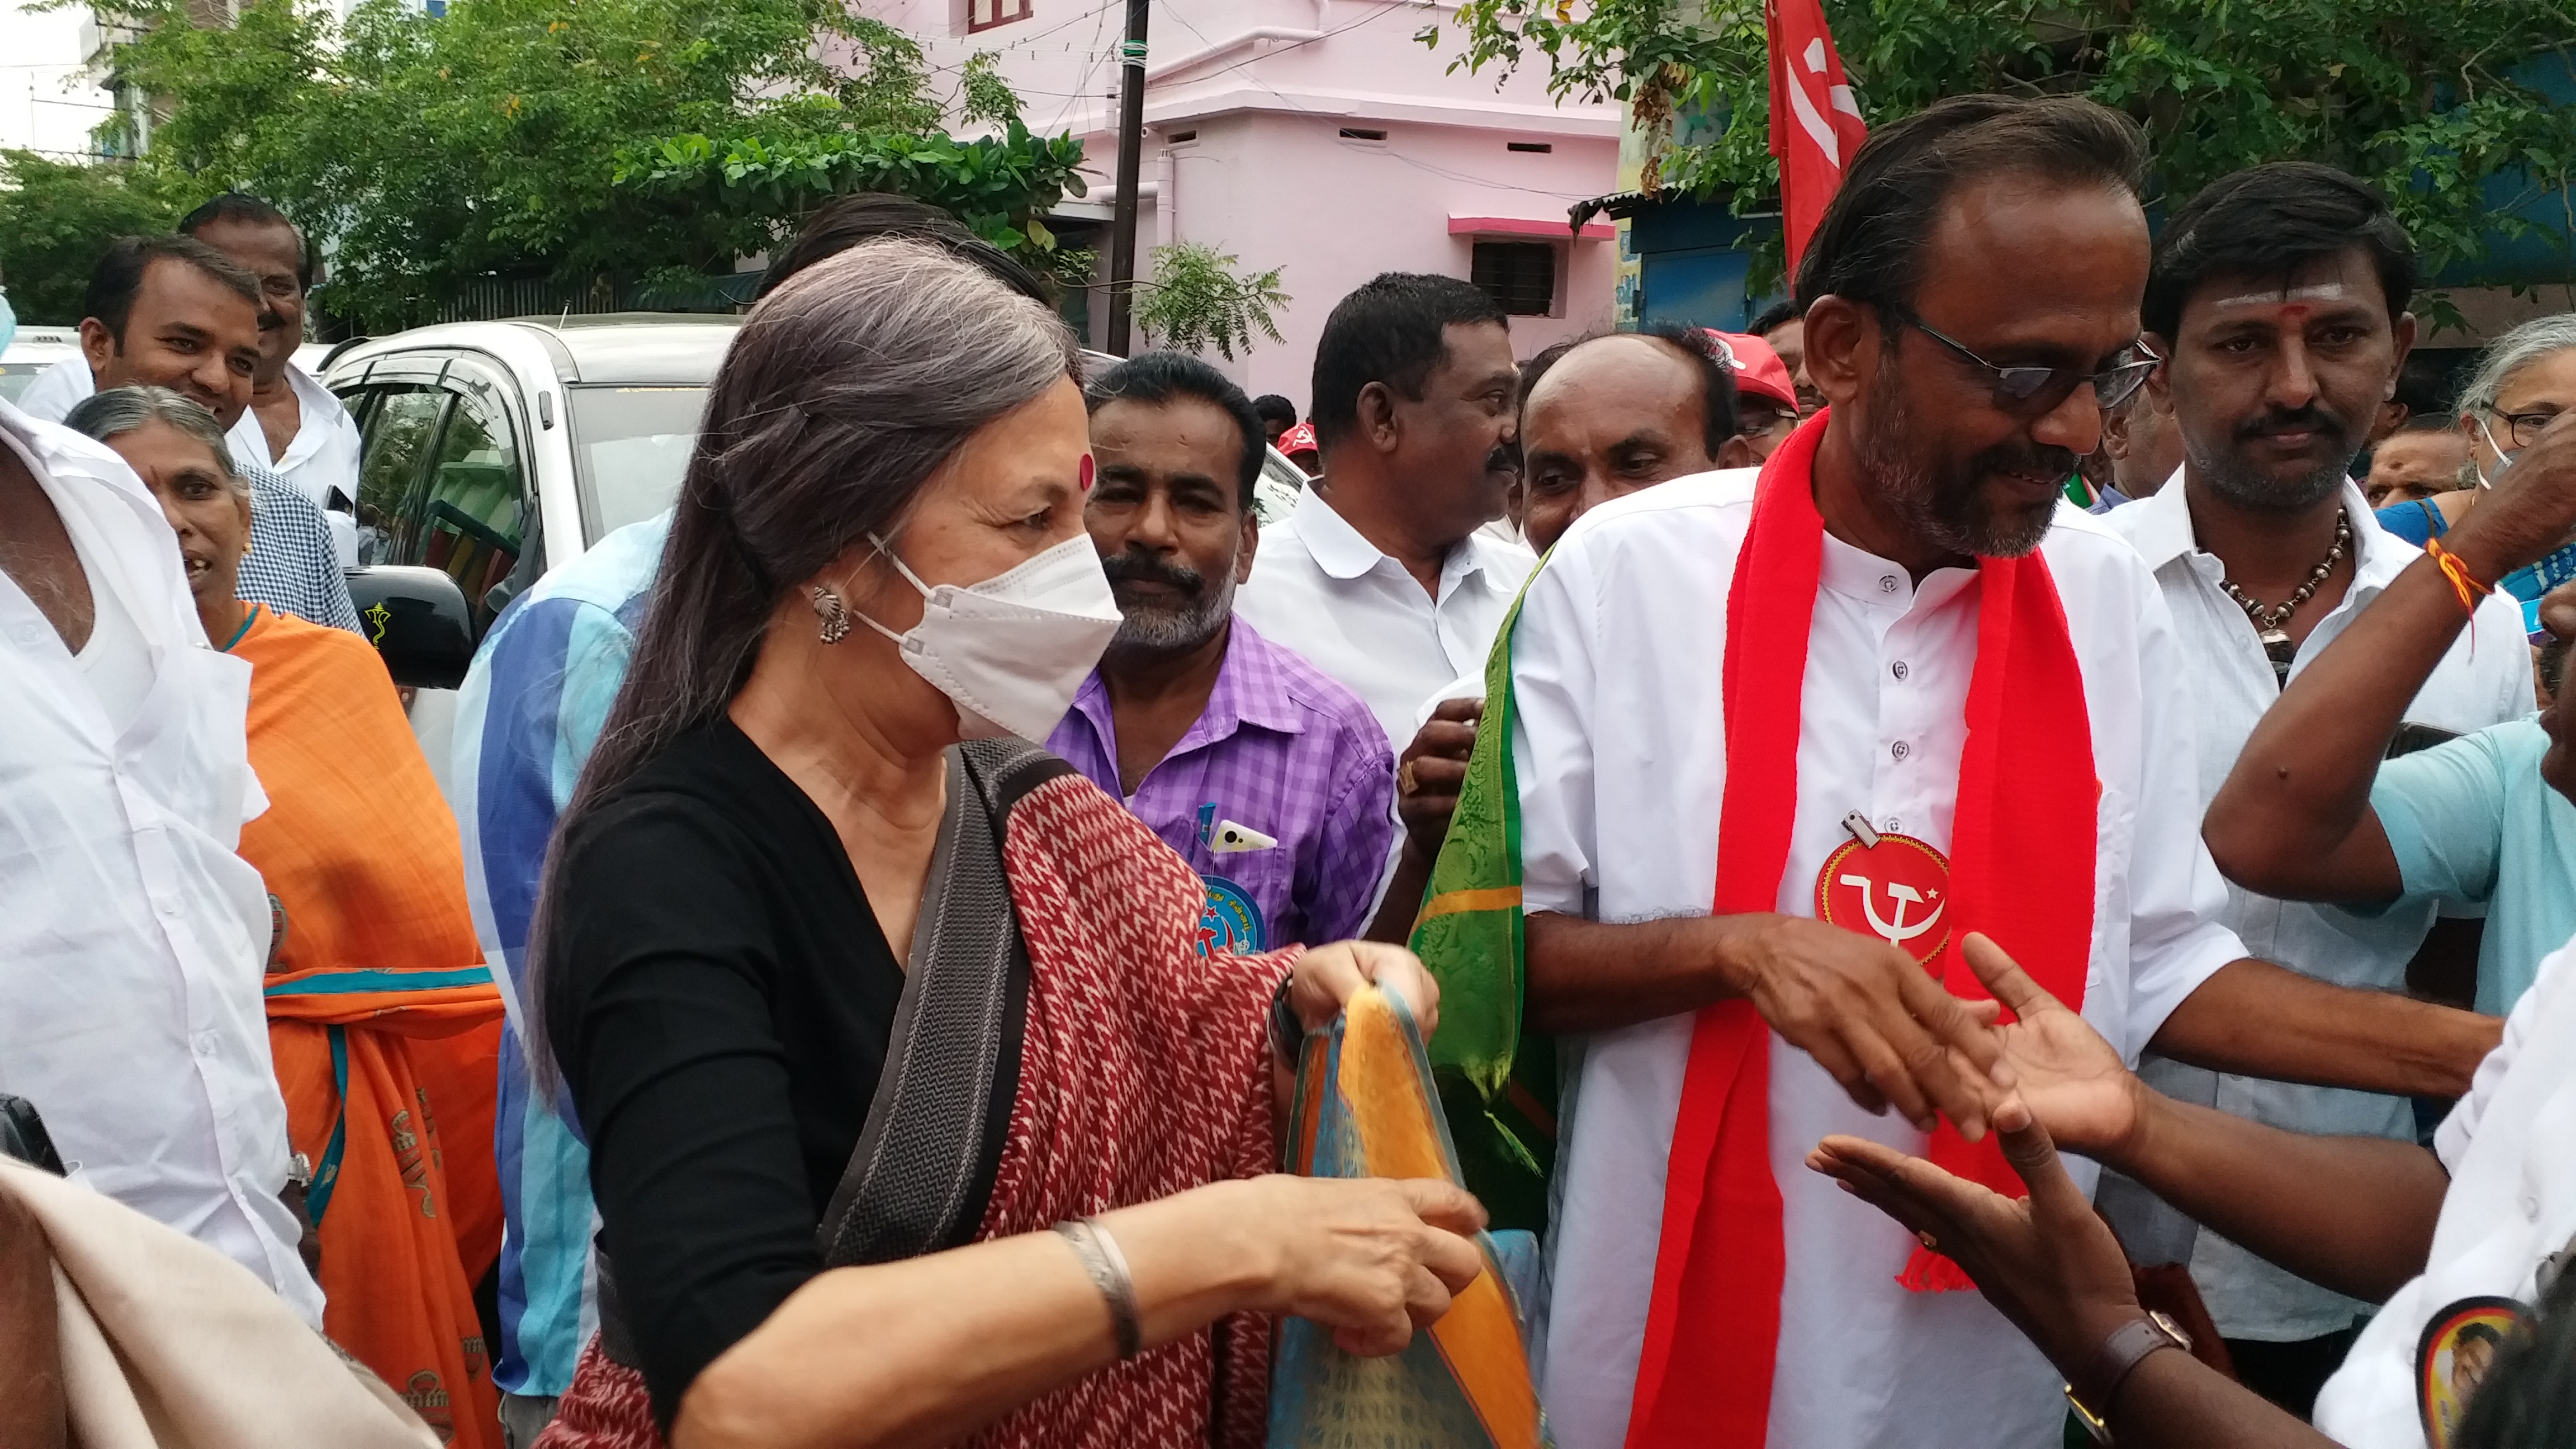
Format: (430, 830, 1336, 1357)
(614, 120, 1091, 298)
(1132, 240, 1289, 361)
(0, 150, 181, 323)
(1427, 0, 2576, 287)
(91, 0, 1086, 330)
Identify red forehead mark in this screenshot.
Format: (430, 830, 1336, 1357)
(1079, 454, 1095, 491)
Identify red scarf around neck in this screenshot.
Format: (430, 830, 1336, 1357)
(1622, 411, 2100, 1448)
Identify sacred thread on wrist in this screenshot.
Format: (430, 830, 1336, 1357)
(1055, 1218, 1143, 1360)
(2424, 537, 2494, 618)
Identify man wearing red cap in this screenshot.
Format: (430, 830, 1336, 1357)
(1710, 328, 1802, 459)
(1275, 419, 1322, 478)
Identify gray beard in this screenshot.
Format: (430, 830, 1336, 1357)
(1857, 373, 2057, 560)
(1106, 569, 1238, 656)
(2187, 438, 2350, 514)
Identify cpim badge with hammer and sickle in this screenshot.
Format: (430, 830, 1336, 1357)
(1815, 812, 1952, 972)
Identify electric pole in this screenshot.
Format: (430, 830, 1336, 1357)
(1103, 0, 1149, 356)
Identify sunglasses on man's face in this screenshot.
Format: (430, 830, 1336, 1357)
(1898, 311, 2159, 417)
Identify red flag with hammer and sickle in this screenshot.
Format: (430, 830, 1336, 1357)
(1767, 0, 1868, 278)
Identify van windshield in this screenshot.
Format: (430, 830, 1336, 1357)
(569, 384, 710, 542)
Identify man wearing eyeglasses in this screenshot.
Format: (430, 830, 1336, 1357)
(2093, 162, 2534, 1422)
(1496, 97, 2504, 1449)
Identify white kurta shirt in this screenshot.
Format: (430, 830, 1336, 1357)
(18, 357, 362, 566)
(2314, 934, 2576, 1448)
(2103, 477, 2534, 1342)
(0, 399, 325, 1326)
(1514, 469, 2247, 1449)
(1234, 483, 1535, 755)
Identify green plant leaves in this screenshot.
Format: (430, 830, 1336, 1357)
(1441, 0, 2576, 289)
(1133, 240, 1289, 359)
(82, 0, 1088, 331)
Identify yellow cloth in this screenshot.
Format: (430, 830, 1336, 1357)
(227, 605, 504, 1449)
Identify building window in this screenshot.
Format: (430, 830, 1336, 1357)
(1471, 240, 1557, 316)
(968, 0, 1030, 32)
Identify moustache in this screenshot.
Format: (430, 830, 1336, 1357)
(258, 309, 285, 333)
(1488, 442, 1522, 476)
(2235, 403, 2348, 443)
(1973, 442, 2080, 485)
(1101, 553, 1205, 595)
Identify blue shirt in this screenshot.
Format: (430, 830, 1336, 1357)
(2374, 497, 2450, 547)
(2373, 717, 2576, 1017)
(449, 510, 669, 1399)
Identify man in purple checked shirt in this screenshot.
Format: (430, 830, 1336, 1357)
(1048, 352, 1396, 953)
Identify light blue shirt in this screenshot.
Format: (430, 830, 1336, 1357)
(2373, 717, 2576, 1017)
(448, 510, 670, 1399)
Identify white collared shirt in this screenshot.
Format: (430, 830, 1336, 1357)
(2102, 475, 2534, 1341)
(1234, 484, 1535, 755)
(18, 357, 362, 566)
(233, 364, 362, 511)
(0, 399, 325, 1327)
(2314, 933, 2576, 1448)
(1515, 469, 2247, 1449)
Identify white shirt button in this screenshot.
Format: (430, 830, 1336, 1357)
(11, 622, 39, 646)
(1890, 740, 1911, 761)
(1884, 817, 1902, 834)
(1891, 660, 1909, 680)
(2525, 1194, 2544, 1221)
(155, 893, 183, 919)
(1878, 575, 1900, 594)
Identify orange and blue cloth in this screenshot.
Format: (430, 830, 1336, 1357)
(1271, 985, 1549, 1448)
(228, 603, 505, 1447)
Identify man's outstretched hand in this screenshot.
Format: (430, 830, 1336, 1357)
(1950, 932, 2143, 1161)
(1805, 1095, 2140, 1371)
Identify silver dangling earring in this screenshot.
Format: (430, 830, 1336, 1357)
(809, 584, 851, 645)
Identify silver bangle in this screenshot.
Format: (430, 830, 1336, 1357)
(1054, 1218, 1142, 1360)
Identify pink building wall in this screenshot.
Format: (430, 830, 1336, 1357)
(852, 0, 1622, 405)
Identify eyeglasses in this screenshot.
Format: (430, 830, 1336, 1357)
(1898, 312, 2160, 416)
(2486, 408, 2566, 451)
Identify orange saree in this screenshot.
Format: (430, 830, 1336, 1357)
(227, 604, 506, 1448)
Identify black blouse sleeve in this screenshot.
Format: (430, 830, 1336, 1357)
(546, 792, 825, 1430)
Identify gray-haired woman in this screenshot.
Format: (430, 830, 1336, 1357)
(2377, 312, 2576, 546)
(63, 385, 255, 648)
(530, 238, 1484, 1449)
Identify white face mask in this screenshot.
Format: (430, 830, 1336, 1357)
(858, 532, 1123, 742)
(2475, 414, 2519, 486)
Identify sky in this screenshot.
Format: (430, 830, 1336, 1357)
(0, 2, 117, 157)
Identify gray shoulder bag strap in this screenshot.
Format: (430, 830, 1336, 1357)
(815, 737, 1068, 1267)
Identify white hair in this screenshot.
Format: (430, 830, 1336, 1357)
(2458, 313, 2576, 419)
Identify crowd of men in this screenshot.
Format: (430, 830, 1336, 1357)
(3, 87, 2575, 1449)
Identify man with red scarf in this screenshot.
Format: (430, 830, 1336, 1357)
(1506, 94, 2503, 1448)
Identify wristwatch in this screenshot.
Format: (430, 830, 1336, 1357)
(2063, 1311, 2191, 1445)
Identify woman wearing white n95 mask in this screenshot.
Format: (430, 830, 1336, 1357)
(525, 238, 1477, 1449)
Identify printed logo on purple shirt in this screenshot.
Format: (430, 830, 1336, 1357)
(1196, 875, 1266, 955)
